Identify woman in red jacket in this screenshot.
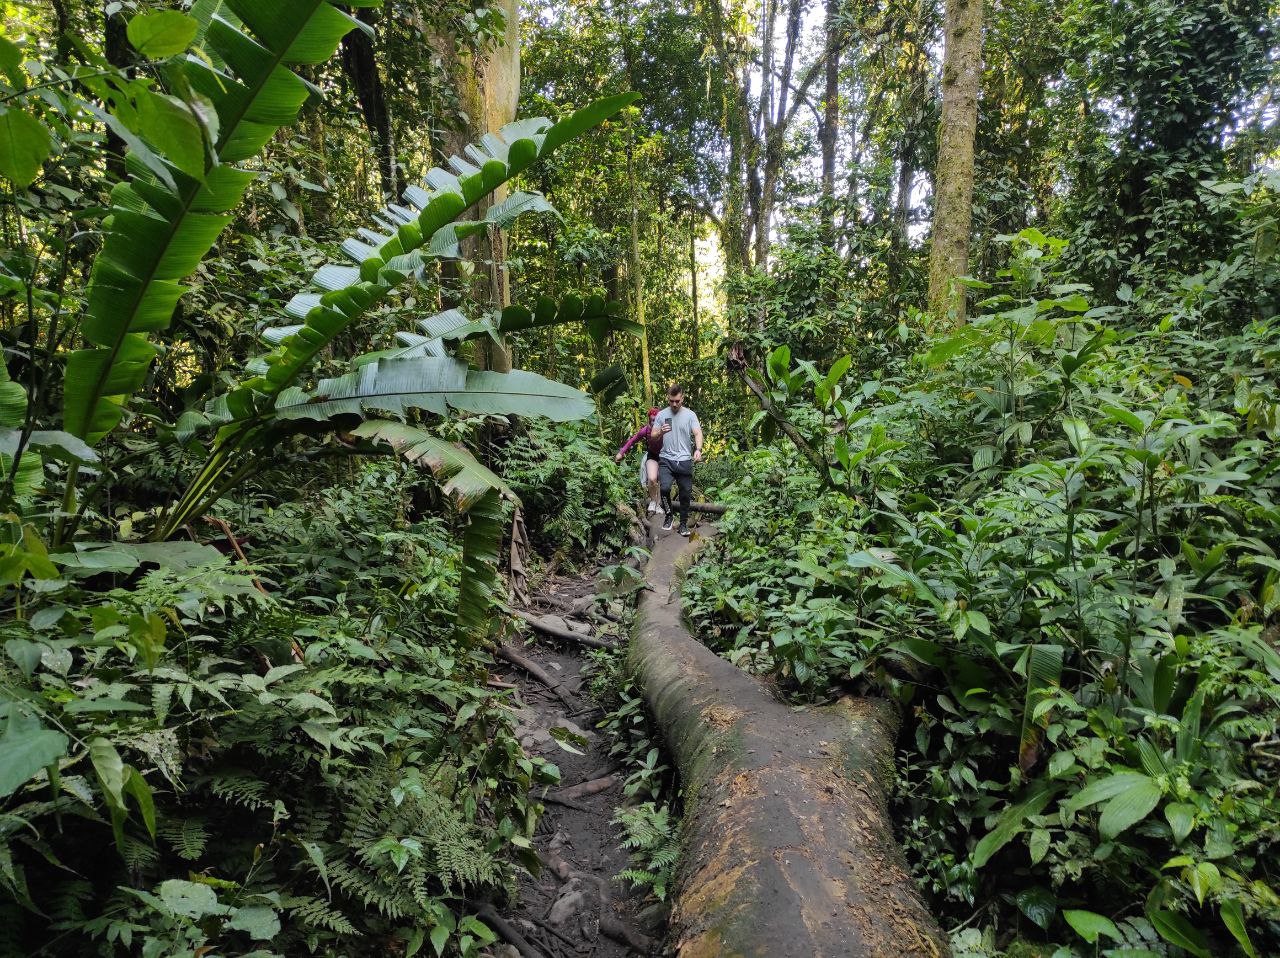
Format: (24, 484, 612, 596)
(615, 408, 663, 514)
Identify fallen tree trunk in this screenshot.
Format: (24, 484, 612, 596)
(631, 524, 948, 957)
(687, 501, 726, 515)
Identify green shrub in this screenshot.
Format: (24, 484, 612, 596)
(687, 230, 1280, 955)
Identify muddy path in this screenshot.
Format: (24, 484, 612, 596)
(490, 571, 664, 958)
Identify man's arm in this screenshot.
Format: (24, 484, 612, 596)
(693, 421, 704, 462)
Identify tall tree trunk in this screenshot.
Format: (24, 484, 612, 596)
(627, 136, 653, 403)
(707, 0, 752, 278)
(689, 210, 700, 405)
(440, 0, 520, 372)
(754, 0, 803, 268)
(926, 0, 984, 325)
(102, 2, 131, 181)
(340, 8, 400, 199)
(820, 0, 841, 242)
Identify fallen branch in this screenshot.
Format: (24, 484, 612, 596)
(576, 871, 655, 956)
(495, 645, 576, 709)
(600, 914, 655, 955)
(631, 528, 948, 957)
(512, 609, 613, 649)
(475, 904, 548, 958)
(549, 774, 617, 802)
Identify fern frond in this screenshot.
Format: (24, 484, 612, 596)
(158, 817, 209, 861)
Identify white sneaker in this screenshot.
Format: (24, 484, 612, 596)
(647, 501, 659, 514)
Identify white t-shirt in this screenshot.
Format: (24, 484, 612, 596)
(652, 406, 701, 462)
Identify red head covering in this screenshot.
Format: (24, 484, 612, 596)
(647, 407, 660, 421)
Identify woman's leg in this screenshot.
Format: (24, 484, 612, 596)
(646, 457, 660, 510)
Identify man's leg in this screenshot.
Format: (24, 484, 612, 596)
(676, 466, 693, 530)
(658, 460, 675, 530)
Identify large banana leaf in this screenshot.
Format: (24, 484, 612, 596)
(351, 420, 516, 511)
(456, 488, 505, 648)
(366, 294, 640, 363)
(163, 95, 636, 539)
(216, 92, 639, 424)
(274, 357, 594, 423)
(63, 0, 372, 443)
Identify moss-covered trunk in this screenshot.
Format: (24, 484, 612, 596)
(630, 526, 948, 958)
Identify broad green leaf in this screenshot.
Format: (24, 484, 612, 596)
(89, 737, 126, 809)
(137, 91, 205, 179)
(124, 768, 157, 839)
(158, 879, 228, 919)
(1015, 886, 1056, 930)
(127, 10, 198, 57)
(1164, 802, 1196, 843)
(0, 108, 51, 189)
(1220, 898, 1258, 958)
(1063, 909, 1120, 944)
(971, 781, 1057, 867)
(66, 0, 363, 444)
(1149, 909, 1210, 958)
(352, 421, 518, 510)
(430, 923, 450, 957)
(455, 489, 504, 647)
(1097, 774, 1161, 839)
(1063, 772, 1149, 811)
(0, 708, 68, 798)
(227, 904, 281, 940)
(0, 37, 22, 87)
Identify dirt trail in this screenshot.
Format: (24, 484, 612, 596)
(491, 572, 662, 958)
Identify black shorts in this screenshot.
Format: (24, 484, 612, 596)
(658, 457, 694, 485)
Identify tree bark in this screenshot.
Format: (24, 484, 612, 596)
(631, 528, 949, 958)
(706, 0, 752, 277)
(926, 0, 984, 325)
(340, 8, 400, 199)
(102, 2, 131, 181)
(438, 0, 520, 372)
(820, 0, 842, 242)
(689, 210, 700, 406)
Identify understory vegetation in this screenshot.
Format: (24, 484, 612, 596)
(687, 215, 1280, 954)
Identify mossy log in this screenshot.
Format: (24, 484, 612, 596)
(630, 524, 949, 958)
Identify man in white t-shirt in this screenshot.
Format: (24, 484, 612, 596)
(651, 383, 703, 536)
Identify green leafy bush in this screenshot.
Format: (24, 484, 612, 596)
(0, 462, 556, 956)
(502, 419, 633, 556)
(687, 229, 1280, 955)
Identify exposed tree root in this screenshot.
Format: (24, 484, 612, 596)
(513, 609, 614, 649)
(552, 774, 618, 801)
(495, 645, 577, 709)
(630, 523, 950, 958)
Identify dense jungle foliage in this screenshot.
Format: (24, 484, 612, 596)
(2, 0, 1279, 955)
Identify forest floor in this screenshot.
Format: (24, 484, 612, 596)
(490, 570, 664, 958)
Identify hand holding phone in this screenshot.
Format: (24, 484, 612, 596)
(663, 422, 672, 434)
